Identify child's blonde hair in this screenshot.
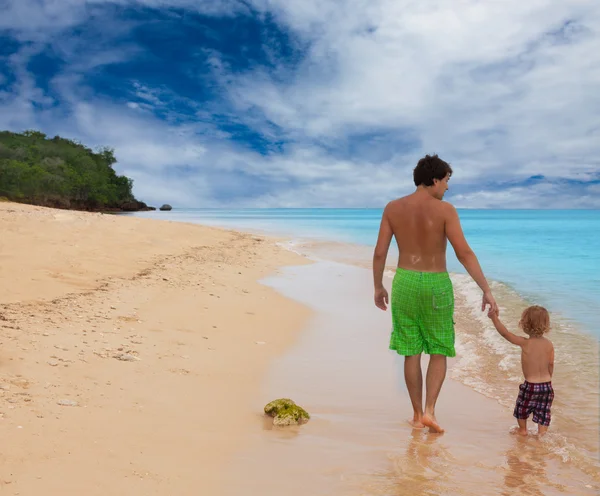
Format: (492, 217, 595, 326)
(519, 305, 550, 337)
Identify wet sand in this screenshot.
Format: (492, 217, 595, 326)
(225, 261, 599, 495)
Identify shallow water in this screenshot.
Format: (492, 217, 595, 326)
(223, 262, 600, 495)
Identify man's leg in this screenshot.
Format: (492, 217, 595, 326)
(421, 273, 455, 433)
(422, 354, 446, 433)
(404, 354, 424, 428)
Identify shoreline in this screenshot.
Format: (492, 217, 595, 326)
(0, 202, 312, 494)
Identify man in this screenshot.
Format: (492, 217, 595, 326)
(372, 154, 498, 433)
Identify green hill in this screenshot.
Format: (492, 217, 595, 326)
(0, 130, 153, 211)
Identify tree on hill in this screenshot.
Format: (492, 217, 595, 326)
(0, 130, 152, 211)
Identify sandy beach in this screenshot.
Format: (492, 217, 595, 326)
(0, 202, 310, 494)
(2, 202, 598, 496)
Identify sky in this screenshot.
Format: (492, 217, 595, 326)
(1, 0, 599, 208)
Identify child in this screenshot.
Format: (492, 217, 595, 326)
(488, 305, 555, 436)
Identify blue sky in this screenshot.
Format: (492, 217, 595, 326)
(1, 0, 599, 208)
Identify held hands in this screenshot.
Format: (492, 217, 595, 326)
(487, 306, 499, 320)
(374, 286, 389, 311)
(482, 291, 499, 316)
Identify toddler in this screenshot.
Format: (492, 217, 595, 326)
(488, 305, 555, 436)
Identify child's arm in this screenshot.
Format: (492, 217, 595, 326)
(487, 309, 527, 346)
(548, 343, 554, 377)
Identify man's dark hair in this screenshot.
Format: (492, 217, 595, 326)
(413, 154, 453, 187)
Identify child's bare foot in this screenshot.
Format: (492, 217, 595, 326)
(515, 419, 528, 436)
(422, 413, 444, 433)
(537, 425, 548, 437)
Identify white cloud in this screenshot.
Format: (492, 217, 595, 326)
(235, 1, 600, 180)
(1, 0, 599, 208)
(451, 182, 600, 209)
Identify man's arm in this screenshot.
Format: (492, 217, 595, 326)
(373, 203, 393, 290)
(372, 204, 393, 310)
(444, 203, 498, 312)
(489, 312, 527, 347)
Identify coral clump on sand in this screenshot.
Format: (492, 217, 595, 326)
(264, 398, 310, 426)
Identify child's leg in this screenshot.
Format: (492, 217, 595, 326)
(513, 383, 529, 436)
(534, 383, 553, 437)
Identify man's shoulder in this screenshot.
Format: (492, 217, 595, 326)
(383, 197, 406, 212)
(440, 201, 457, 212)
(438, 201, 459, 221)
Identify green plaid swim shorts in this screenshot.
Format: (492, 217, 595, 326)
(389, 267, 456, 357)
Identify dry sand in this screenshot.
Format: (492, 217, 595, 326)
(0, 202, 310, 495)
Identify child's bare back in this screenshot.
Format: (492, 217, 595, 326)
(520, 335, 554, 383)
(488, 305, 555, 436)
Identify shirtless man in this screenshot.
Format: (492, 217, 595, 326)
(372, 154, 498, 433)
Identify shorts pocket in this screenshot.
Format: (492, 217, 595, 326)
(432, 288, 454, 310)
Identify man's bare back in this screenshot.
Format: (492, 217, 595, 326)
(385, 193, 451, 273)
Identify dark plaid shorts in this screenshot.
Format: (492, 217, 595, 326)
(513, 381, 554, 426)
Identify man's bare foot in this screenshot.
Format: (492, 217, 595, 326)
(422, 413, 444, 433)
(408, 418, 425, 429)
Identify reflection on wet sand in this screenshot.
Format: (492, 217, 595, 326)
(367, 428, 585, 496)
(501, 435, 566, 496)
(384, 431, 455, 495)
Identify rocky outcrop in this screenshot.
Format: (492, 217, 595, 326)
(159, 204, 172, 211)
(119, 200, 156, 212)
(264, 398, 310, 426)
